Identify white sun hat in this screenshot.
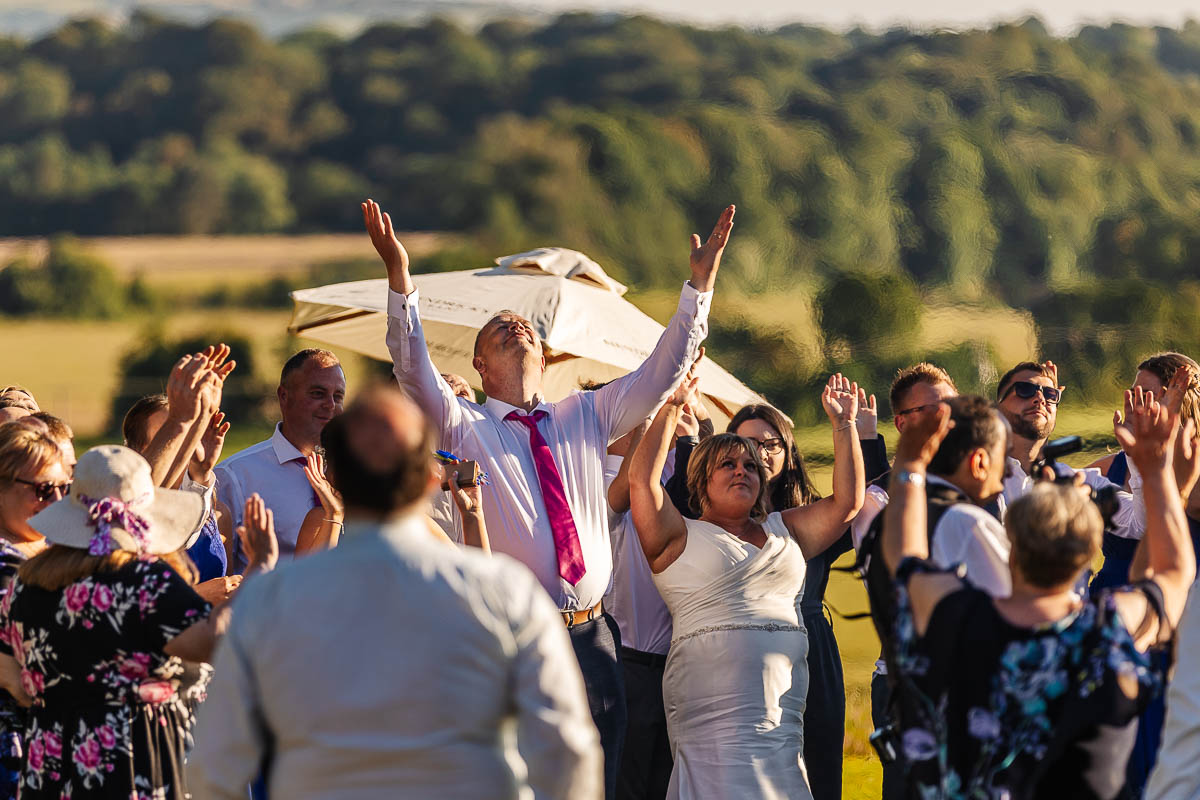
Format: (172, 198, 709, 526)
(28, 445, 205, 556)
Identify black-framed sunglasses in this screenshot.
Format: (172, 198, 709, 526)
(11, 478, 71, 503)
(1000, 381, 1062, 405)
(894, 402, 944, 418)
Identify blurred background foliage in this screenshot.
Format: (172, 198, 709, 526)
(3, 12, 1200, 423)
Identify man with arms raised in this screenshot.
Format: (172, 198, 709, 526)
(190, 386, 601, 800)
(216, 348, 346, 572)
(364, 198, 732, 797)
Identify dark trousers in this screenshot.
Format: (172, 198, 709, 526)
(570, 613, 627, 800)
(616, 647, 672, 800)
(871, 672, 904, 800)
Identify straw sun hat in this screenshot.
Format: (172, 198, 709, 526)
(29, 445, 204, 556)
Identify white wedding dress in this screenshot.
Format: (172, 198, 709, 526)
(651, 511, 813, 800)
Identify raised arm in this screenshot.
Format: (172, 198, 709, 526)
(144, 353, 213, 487)
(295, 451, 344, 554)
(629, 380, 694, 573)
(593, 209, 733, 441)
(365, 199, 464, 444)
(1113, 383, 1198, 650)
(781, 375, 866, 559)
(449, 468, 490, 552)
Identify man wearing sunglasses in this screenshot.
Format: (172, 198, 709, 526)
(995, 361, 1140, 530)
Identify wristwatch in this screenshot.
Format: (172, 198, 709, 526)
(894, 469, 926, 488)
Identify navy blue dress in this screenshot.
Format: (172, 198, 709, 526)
(185, 514, 227, 583)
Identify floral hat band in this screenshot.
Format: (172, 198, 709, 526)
(76, 494, 153, 556)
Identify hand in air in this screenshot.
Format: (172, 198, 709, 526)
(238, 494, 279, 574)
(689, 207, 735, 293)
(303, 451, 343, 517)
(894, 403, 953, 469)
(821, 373, 860, 428)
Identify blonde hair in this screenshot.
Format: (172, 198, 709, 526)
(1005, 483, 1102, 589)
(685, 433, 770, 522)
(0, 425, 61, 484)
(18, 545, 197, 592)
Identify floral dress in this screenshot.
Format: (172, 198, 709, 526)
(0, 541, 29, 799)
(892, 562, 1166, 800)
(0, 558, 211, 799)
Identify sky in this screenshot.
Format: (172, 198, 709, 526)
(513, 0, 1199, 32)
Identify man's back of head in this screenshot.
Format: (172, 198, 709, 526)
(927, 395, 1009, 505)
(321, 384, 436, 519)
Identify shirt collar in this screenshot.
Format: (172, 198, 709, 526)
(270, 423, 306, 465)
(485, 395, 551, 421)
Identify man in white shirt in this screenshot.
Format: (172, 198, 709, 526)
(190, 386, 602, 800)
(215, 348, 346, 572)
(363, 199, 732, 797)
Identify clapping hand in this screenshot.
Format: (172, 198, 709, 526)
(303, 451, 343, 518)
(238, 493, 279, 574)
(822, 373, 860, 429)
(1114, 387, 1179, 475)
(689, 206, 735, 293)
(856, 385, 878, 440)
(165, 353, 212, 425)
(190, 412, 230, 487)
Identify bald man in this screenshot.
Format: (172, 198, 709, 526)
(191, 385, 602, 800)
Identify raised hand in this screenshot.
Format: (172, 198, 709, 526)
(303, 451, 343, 518)
(1114, 387, 1179, 474)
(689, 206, 735, 293)
(190, 412, 230, 486)
(894, 403, 953, 469)
(199, 343, 236, 384)
(1174, 419, 1200, 501)
(821, 373, 859, 428)
(166, 353, 212, 424)
(362, 199, 413, 294)
(1160, 365, 1195, 418)
(1042, 359, 1062, 391)
(238, 493, 279, 574)
(1114, 390, 1136, 448)
(855, 385, 878, 440)
(449, 470, 483, 516)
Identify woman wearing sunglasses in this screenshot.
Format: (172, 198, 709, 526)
(0, 423, 70, 798)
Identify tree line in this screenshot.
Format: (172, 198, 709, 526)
(4, 12, 1200, 422)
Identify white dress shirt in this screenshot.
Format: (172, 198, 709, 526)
(926, 475, 1012, 598)
(387, 283, 710, 610)
(603, 454, 673, 655)
(1147, 583, 1200, 800)
(188, 514, 602, 800)
(214, 424, 315, 572)
(1000, 457, 1143, 539)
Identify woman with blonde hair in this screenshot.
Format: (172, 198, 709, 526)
(0, 444, 277, 800)
(629, 375, 864, 798)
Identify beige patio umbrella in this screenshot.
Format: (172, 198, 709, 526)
(288, 248, 777, 428)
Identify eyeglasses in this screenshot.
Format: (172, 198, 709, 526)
(1000, 381, 1062, 405)
(10, 478, 71, 503)
(748, 437, 785, 455)
(894, 402, 943, 418)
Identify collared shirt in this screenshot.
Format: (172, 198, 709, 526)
(603, 454, 673, 655)
(1147, 582, 1200, 800)
(1000, 456, 1143, 539)
(386, 283, 710, 610)
(214, 423, 314, 572)
(926, 475, 1012, 598)
(187, 515, 602, 800)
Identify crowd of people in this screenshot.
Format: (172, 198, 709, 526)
(0, 198, 1198, 799)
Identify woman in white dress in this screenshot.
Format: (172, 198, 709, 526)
(629, 375, 864, 799)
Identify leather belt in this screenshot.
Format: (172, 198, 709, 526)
(561, 601, 602, 628)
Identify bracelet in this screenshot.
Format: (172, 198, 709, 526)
(324, 519, 344, 527)
(834, 421, 855, 432)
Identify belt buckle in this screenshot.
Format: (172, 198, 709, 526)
(562, 604, 598, 628)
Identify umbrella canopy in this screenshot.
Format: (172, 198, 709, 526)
(288, 248, 779, 428)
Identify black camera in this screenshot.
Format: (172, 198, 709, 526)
(1031, 435, 1120, 532)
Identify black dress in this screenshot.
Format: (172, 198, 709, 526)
(0, 557, 211, 799)
(893, 564, 1166, 799)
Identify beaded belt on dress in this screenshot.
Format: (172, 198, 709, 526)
(671, 622, 804, 647)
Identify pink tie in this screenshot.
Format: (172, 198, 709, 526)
(506, 410, 586, 586)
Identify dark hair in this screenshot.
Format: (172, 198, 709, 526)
(889, 363, 957, 417)
(996, 361, 1054, 400)
(122, 394, 169, 454)
(928, 395, 1006, 476)
(727, 404, 819, 509)
(280, 348, 340, 387)
(321, 386, 435, 514)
